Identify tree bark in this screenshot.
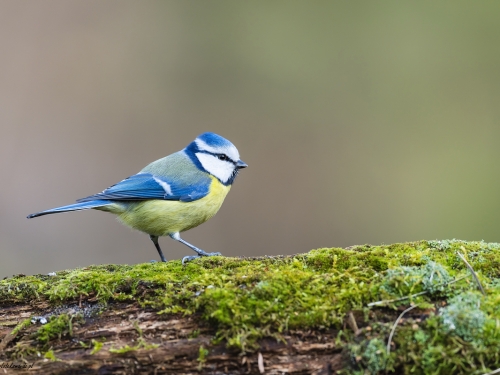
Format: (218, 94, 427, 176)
(0, 299, 345, 374)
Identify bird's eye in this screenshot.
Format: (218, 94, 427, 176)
(218, 154, 228, 161)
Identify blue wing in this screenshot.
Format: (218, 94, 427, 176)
(77, 173, 211, 203)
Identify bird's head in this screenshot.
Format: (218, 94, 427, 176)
(185, 132, 247, 185)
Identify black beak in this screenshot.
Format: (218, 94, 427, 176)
(236, 160, 248, 169)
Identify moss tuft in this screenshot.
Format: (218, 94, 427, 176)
(109, 337, 159, 354)
(197, 345, 209, 370)
(440, 291, 487, 342)
(11, 319, 31, 336)
(36, 313, 84, 345)
(362, 338, 389, 374)
(90, 339, 104, 355)
(43, 349, 56, 361)
(379, 260, 453, 299)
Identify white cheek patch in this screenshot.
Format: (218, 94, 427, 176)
(153, 176, 173, 196)
(196, 153, 234, 183)
(195, 139, 240, 162)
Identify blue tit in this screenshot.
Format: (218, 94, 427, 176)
(27, 132, 247, 264)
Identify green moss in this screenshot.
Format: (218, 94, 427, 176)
(90, 339, 104, 355)
(11, 342, 39, 360)
(43, 349, 56, 361)
(11, 319, 31, 335)
(109, 337, 159, 354)
(354, 286, 500, 374)
(197, 345, 209, 370)
(36, 313, 83, 345)
(3, 240, 500, 373)
(189, 329, 200, 338)
(108, 317, 158, 354)
(381, 261, 452, 295)
(440, 291, 487, 342)
(361, 338, 389, 374)
(386, 306, 500, 374)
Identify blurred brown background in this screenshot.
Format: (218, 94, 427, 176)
(1, 1, 500, 277)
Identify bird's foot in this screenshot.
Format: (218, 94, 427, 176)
(182, 252, 221, 265)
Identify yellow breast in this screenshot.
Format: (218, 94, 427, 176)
(115, 176, 231, 236)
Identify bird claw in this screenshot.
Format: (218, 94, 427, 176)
(182, 252, 221, 265)
(182, 255, 200, 264)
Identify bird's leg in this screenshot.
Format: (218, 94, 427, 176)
(149, 235, 167, 262)
(169, 232, 221, 264)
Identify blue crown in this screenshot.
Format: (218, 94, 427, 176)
(196, 132, 233, 148)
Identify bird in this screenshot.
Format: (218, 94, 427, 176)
(27, 132, 247, 264)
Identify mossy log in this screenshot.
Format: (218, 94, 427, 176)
(1, 240, 500, 374)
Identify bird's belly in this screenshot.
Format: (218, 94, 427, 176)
(116, 180, 231, 236)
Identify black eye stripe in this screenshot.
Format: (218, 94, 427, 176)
(216, 153, 234, 163)
(198, 150, 235, 164)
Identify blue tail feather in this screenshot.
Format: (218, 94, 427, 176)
(27, 200, 114, 219)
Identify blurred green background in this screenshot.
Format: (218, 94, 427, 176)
(1, 1, 500, 277)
